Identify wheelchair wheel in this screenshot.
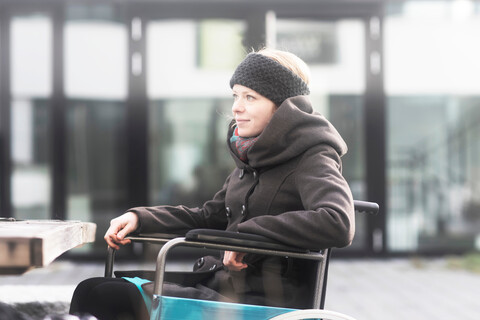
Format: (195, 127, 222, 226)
(268, 309, 357, 320)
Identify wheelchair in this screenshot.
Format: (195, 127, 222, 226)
(105, 200, 378, 320)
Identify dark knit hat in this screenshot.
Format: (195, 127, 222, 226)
(230, 53, 310, 106)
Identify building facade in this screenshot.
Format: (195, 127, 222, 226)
(1, 0, 480, 257)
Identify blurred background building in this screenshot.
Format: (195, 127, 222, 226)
(0, 0, 479, 259)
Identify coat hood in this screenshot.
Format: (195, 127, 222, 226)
(228, 95, 348, 168)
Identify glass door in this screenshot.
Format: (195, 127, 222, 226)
(0, 1, 384, 257)
(269, 13, 371, 252)
(8, 10, 53, 220)
(146, 18, 245, 207)
(2, 4, 129, 254)
(143, 6, 381, 254)
(385, 0, 480, 253)
(64, 4, 128, 252)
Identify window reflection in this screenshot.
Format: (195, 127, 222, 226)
(64, 13, 128, 250)
(386, 0, 480, 252)
(275, 18, 366, 250)
(149, 99, 233, 207)
(64, 21, 127, 99)
(147, 20, 244, 98)
(147, 19, 244, 207)
(10, 14, 52, 219)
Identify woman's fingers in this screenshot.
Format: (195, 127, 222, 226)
(223, 251, 248, 271)
(104, 212, 138, 250)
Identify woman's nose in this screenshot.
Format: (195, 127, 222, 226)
(232, 99, 244, 114)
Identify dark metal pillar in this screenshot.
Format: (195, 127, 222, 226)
(365, 12, 387, 255)
(0, 6, 12, 218)
(51, 5, 67, 219)
(126, 8, 148, 208)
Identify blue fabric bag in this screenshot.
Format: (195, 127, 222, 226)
(151, 295, 296, 320)
(122, 277, 153, 312)
(124, 277, 297, 320)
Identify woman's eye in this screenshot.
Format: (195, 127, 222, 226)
(246, 95, 254, 101)
(232, 94, 238, 100)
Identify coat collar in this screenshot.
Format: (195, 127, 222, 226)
(227, 95, 348, 169)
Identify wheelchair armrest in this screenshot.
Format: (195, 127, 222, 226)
(104, 233, 183, 277)
(127, 233, 184, 244)
(185, 229, 309, 253)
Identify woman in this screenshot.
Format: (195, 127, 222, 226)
(70, 48, 354, 320)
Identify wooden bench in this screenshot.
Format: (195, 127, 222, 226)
(0, 219, 96, 274)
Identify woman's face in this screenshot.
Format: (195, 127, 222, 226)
(232, 84, 276, 138)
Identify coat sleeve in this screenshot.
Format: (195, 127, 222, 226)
(128, 173, 232, 234)
(237, 145, 355, 250)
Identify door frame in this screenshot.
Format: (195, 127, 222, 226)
(264, 4, 387, 256)
(0, 3, 67, 220)
(129, 0, 386, 256)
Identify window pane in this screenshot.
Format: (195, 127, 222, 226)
(64, 9, 128, 253)
(10, 14, 52, 219)
(65, 21, 127, 99)
(149, 99, 233, 207)
(275, 18, 367, 250)
(386, 1, 480, 252)
(147, 19, 244, 206)
(11, 15, 52, 97)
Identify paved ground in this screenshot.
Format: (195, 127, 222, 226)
(325, 258, 479, 320)
(1, 257, 479, 320)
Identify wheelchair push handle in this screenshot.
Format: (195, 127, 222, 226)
(353, 200, 379, 215)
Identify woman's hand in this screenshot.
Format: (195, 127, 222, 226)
(104, 212, 139, 250)
(223, 251, 248, 271)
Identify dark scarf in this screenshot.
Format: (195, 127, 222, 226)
(230, 126, 259, 162)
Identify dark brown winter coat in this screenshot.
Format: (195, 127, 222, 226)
(129, 95, 354, 308)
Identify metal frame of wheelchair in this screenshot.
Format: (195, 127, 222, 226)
(105, 200, 378, 320)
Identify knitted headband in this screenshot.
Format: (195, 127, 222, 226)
(230, 53, 310, 106)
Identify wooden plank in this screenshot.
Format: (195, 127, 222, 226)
(0, 220, 96, 273)
(0, 238, 31, 267)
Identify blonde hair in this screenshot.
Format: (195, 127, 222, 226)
(256, 48, 311, 85)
